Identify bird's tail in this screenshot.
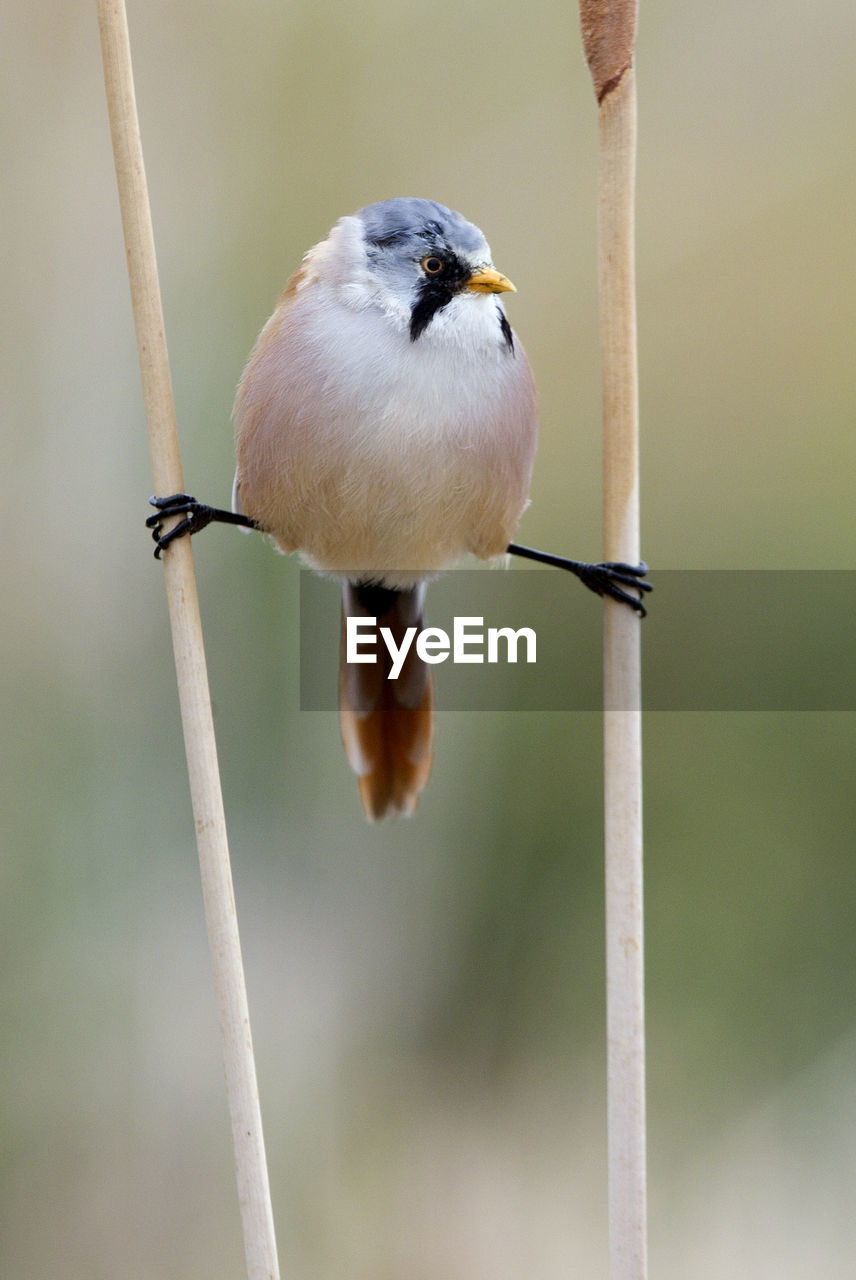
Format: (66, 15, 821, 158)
(339, 581, 434, 820)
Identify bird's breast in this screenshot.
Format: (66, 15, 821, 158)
(234, 288, 537, 583)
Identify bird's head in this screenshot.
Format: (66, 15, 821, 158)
(310, 198, 516, 344)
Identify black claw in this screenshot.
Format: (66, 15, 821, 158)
(578, 564, 651, 616)
(575, 563, 651, 616)
(151, 515, 189, 558)
(148, 492, 195, 512)
(603, 560, 650, 579)
(146, 493, 215, 558)
(146, 499, 195, 529)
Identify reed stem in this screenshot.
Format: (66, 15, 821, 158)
(579, 3, 648, 1276)
(96, 3, 280, 1275)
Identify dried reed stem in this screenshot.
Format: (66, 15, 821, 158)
(96, 3, 280, 1276)
(579, 3, 648, 1277)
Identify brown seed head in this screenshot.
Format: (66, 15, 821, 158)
(578, 0, 638, 102)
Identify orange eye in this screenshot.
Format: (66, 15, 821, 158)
(421, 255, 444, 276)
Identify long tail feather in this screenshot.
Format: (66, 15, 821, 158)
(339, 582, 434, 820)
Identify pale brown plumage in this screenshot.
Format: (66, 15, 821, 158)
(231, 200, 538, 818)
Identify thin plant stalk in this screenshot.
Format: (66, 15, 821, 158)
(600, 71, 647, 1280)
(96, 3, 280, 1276)
(579, 3, 648, 1277)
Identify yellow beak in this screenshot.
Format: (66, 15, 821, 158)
(466, 266, 517, 294)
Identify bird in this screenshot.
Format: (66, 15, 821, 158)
(147, 198, 650, 819)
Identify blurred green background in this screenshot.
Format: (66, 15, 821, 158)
(2, 0, 855, 1275)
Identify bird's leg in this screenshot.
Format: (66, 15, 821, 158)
(146, 494, 259, 559)
(507, 542, 651, 616)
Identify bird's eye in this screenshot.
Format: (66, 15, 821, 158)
(421, 255, 445, 276)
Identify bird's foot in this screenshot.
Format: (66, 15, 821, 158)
(506, 542, 651, 615)
(570, 560, 652, 616)
(146, 493, 217, 558)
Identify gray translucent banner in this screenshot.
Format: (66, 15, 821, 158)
(299, 569, 856, 711)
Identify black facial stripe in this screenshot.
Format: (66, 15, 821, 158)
(409, 250, 466, 341)
(410, 284, 454, 341)
(497, 307, 515, 354)
(409, 287, 518, 350)
(409, 250, 477, 341)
